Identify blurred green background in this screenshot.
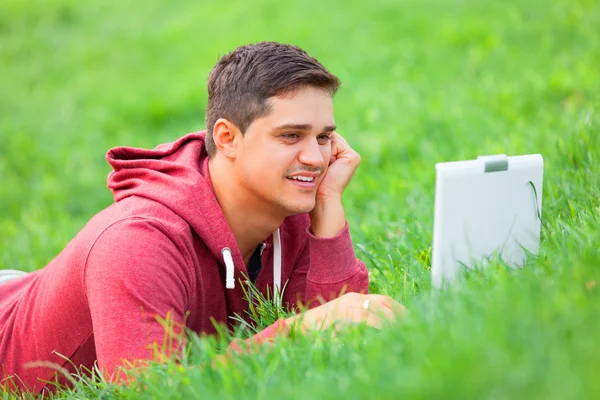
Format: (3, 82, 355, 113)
(2, 0, 597, 274)
(1, 0, 599, 397)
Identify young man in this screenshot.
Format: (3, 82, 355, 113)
(0, 42, 402, 393)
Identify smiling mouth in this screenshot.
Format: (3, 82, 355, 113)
(287, 176, 315, 182)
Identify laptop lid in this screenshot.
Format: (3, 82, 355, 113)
(431, 154, 544, 288)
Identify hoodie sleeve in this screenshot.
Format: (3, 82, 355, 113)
(84, 218, 193, 382)
(282, 221, 369, 309)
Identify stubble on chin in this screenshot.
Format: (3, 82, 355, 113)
(276, 194, 317, 216)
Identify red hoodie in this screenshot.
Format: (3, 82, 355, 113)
(0, 131, 368, 393)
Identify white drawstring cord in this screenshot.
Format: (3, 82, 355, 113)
(222, 247, 235, 289)
(273, 228, 282, 306)
(222, 230, 281, 297)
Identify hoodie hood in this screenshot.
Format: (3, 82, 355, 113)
(105, 131, 258, 315)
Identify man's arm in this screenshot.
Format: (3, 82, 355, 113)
(281, 221, 368, 309)
(84, 218, 193, 382)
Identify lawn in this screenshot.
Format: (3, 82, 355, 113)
(1, 0, 599, 398)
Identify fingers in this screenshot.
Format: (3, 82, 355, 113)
(288, 292, 407, 333)
(387, 300, 408, 318)
(337, 292, 406, 329)
(330, 133, 360, 164)
(329, 133, 344, 164)
(362, 296, 402, 329)
(365, 294, 407, 317)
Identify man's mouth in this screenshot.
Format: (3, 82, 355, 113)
(288, 176, 315, 182)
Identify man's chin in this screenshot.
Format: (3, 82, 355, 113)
(281, 201, 316, 216)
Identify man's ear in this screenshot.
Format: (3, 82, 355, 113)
(212, 118, 241, 160)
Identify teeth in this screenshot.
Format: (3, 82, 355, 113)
(290, 176, 314, 182)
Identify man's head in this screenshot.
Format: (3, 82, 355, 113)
(205, 42, 340, 157)
(206, 42, 341, 216)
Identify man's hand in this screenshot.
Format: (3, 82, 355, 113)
(316, 133, 361, 202)
(285, 293, 406, 333)
(310, 133, 361, 237)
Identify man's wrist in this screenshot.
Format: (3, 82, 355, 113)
(309, 198, 346, 238)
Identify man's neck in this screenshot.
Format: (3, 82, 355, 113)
(208, 157, 284, 265)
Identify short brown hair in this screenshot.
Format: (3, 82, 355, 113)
(205, 42, 341, 157)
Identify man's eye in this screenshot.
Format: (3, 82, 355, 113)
(283, 132, 300, 140)
(317, 134, 331, 144)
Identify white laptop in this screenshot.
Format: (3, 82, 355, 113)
(431, 154, 544, 288)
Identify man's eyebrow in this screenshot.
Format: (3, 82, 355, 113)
(274, 123, 312, 131)
(274, 123, 337, 132)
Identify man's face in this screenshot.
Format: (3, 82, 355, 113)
(234, 86, 335, 216)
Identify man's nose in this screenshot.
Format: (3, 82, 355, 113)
(298, 138, 324, 167)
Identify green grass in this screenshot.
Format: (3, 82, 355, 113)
(2, 0, 599, 398)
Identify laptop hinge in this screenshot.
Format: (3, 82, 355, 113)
(478, 154, 508, 173)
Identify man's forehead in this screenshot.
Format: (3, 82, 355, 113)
(264, 89, 335, 129)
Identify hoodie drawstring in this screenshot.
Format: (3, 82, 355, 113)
(222, 247, 235, 289)
(222, 229, 282, 306)
(273, 228, 282, 306)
